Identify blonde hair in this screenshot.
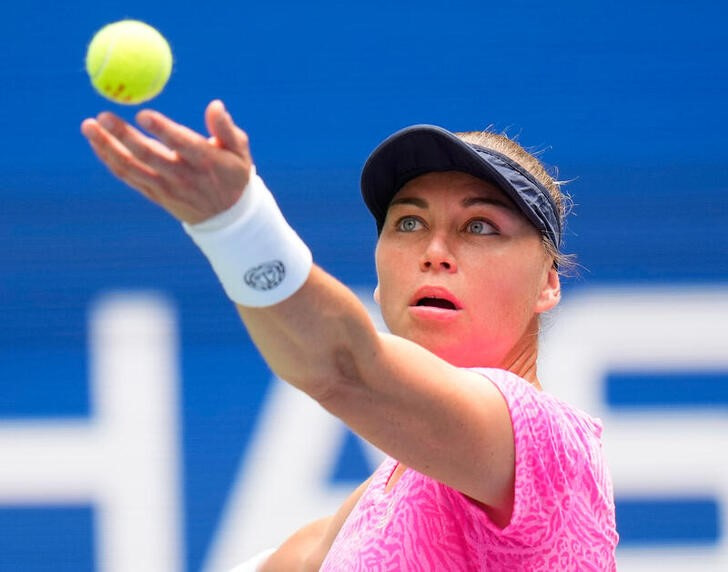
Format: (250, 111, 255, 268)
(455, 130, 576, 273)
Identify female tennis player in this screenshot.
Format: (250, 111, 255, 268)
(82, 99, 618, 570)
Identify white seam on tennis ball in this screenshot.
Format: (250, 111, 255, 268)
(91, 31, 119, 81)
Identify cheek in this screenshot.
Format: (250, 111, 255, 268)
(374, 244, 398, 309)
(373, 244, 387, 294)
(375, 239, 408, 282)
(469, 255, 545, 319)
(471, 279, 526, 325)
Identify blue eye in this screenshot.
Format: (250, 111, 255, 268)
(466, 219, 497, 235)
(397, 216, 423, 232)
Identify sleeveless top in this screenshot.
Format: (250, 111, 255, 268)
(320, 368, 618, 571)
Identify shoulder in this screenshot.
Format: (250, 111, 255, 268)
(472, 368, 614, 535)
(471, 367, 604, 442)
(470, 368, 609, 505)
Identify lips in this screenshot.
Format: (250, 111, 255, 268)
(416, 297, 457, 310)
(409, 286, 462, 311)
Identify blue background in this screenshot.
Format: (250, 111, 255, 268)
(1, 0, 727, 569)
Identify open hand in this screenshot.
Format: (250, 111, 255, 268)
(81, 99, 252, 224)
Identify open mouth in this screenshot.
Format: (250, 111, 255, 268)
(410, 287, 462, 312)
(415, 297, 458, 310)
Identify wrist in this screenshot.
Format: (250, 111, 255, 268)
(183, 167, 312, 307)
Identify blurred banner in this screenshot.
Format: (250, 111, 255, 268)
(1, 0, 727, 570)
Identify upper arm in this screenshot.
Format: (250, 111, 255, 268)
(320, 332, 514, 512)
(238, 267, 514, 514)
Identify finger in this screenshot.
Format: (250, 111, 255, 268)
(205, 100, 249, 157)
(136, 109, 209, 164)
(82, 118, 165, 200)
(97, 112, 179, 171)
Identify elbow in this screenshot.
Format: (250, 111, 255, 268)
(306, 344, 367, 407)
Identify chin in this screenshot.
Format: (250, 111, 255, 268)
(418, 338, 498, 369)
(438, 352, 497, 369)
(387, 319, 503, 368)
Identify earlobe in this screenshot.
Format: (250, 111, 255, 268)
(373, 285, 381, 305)
(535, 268, 561, 314)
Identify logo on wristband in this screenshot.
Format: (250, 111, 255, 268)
(244, 260, 286, 291)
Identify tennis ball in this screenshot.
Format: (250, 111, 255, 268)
(85, 20, 173, 105)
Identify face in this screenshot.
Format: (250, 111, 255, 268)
(374, 171, 560, 368)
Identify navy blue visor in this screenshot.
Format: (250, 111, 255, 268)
(361, 124, 562, 250)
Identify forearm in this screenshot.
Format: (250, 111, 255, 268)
(258, 516, 330, 572)
(237, 264, 379, 400)
(258, 474, 373, 571)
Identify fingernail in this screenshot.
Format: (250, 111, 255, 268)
(138, 114, 152, 129)
(80, 120, 93, 137)
(98, 114, 115, 130)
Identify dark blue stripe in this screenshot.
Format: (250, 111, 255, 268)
(0, 349, 90, 418)
(0, 506, 95, 571)
(616, 497, 721, 545)
(328, 430, 373, 484)
(605, 372, 728, 409)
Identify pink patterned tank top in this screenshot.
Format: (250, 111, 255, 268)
(320, 368, 618, 571)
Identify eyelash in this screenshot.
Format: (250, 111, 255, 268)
(464, 218, 498, 235)
(394, 215, 499, 235)
(395, 216, 424, 232)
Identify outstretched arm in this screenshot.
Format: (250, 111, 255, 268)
(81, 102, 515, 514)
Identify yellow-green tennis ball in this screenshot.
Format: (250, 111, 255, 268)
(85, 20, 173, 105)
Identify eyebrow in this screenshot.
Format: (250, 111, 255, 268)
(389, 195, 516, 212)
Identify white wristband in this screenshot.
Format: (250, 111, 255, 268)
(183, 167, 313, 307)
(228, 547, 277, 572)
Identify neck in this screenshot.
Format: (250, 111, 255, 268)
(499, 317, 542, 389)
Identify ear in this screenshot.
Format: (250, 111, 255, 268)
(373, 284, 381, 305)
(534, 267, 560, 314)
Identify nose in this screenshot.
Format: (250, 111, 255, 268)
(420, 234, 457, 273)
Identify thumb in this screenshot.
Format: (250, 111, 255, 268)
(205, 100, 250, 157)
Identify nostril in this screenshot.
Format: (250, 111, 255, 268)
(421, 259, 454, 271)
